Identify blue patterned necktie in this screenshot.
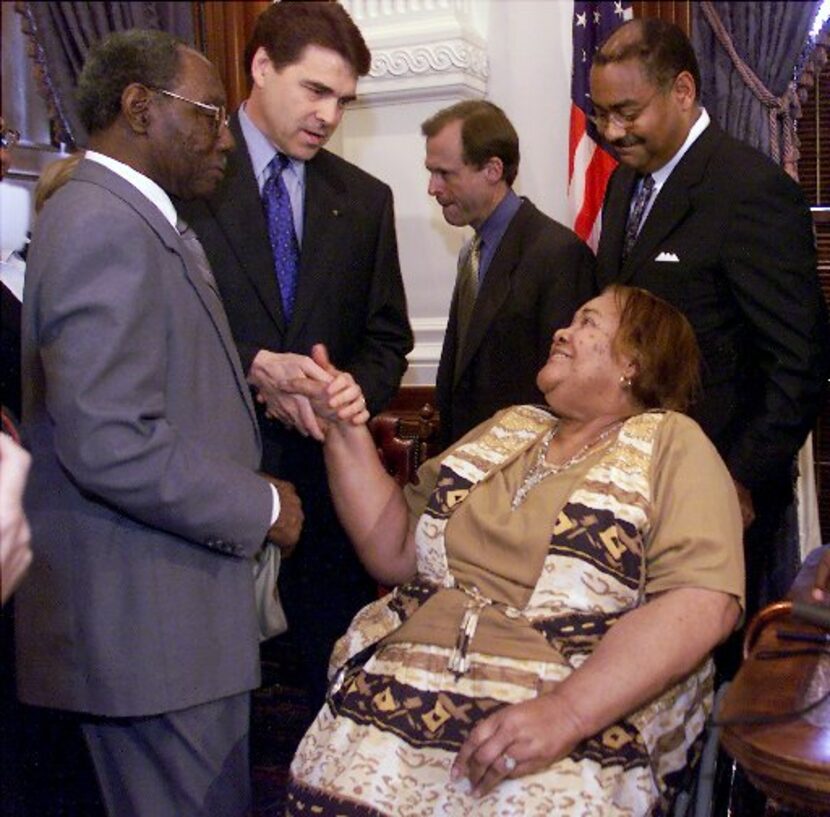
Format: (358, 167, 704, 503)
(622, 173, 655, 259)
(262, 152, 300, 321)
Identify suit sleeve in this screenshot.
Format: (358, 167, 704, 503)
(343, 186, 414, 414)
(35, 209, 273, 558)
(534, 233, 598, 368)
(723, 166, 830, 489)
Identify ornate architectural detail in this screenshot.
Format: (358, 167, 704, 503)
(342, 0, 488, 106)
(371, 40, 488, 80)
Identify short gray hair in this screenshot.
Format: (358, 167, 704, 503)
(76, 29, 183, 134)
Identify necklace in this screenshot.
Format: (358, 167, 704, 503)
(510, 420, 623, 510)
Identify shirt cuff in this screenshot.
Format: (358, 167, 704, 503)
(269, 484, 281, 526)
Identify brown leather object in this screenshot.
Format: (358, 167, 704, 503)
(719, 546, 830, 814)
(369, 404, 439, 488)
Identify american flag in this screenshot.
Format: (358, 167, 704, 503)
(568, 1, 633, 249)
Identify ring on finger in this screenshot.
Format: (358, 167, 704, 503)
(501, 753, 517, 773)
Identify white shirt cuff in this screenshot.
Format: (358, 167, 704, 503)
(269, 484, 281, 526)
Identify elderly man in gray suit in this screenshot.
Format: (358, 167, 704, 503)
(15, 30, 304, 817)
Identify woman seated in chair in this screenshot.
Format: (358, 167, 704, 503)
(284, 285, 745, 817)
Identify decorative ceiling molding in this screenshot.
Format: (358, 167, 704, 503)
(342, 0, 489, 106)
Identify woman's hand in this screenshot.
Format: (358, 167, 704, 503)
(451, 692, 584, 797)
(284, 344, 370, 431)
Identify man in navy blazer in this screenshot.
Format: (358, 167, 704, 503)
(591, 19, 830, 616)
(423, 100, 596, 449)
(178, 3, 413, 709)
(16, 30, 302, 817)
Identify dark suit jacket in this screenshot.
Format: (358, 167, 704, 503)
(0, 279, 21, 420)
(178, 116, 413, 482)
(596, 122, 830, 491)
(17, 160, 273, 717)
(436, 198, 597, 448)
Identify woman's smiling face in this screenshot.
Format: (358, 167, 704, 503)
(537, 291, 632, 416)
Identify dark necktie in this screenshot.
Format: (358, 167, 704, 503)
(176, 217, 220, 296)
(454, 234, 482, 370)
(623, 174, 655, 259)
(262, 153, 300, 322)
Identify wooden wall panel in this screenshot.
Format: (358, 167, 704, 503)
(632, 1, 691, 34)
(192, 1, 270, 111)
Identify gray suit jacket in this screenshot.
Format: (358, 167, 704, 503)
(16, 160, 274, 717)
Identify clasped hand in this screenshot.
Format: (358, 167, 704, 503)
(248, 348, 367, 440)
(280, 344, 370, 433)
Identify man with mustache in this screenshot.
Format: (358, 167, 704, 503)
(422, 101, 596, 449)
(591, 19, 829, 627)
(178, 2, 412, 711)
(15, 30, 302, 816)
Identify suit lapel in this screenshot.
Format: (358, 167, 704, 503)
(597, 167, 637, 285)
(453, 202, 530, 385)
(619, 123, 722, 281)
(175, 234, 260, 430)
(285, 153, 348, 348)
(206, 116, 287, 335)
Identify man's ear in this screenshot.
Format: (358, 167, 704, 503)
(251, 47, 272, 89)
(122, 84, 153, 134)
(483, 156, 505, 184)
(673, 70, 697, 111)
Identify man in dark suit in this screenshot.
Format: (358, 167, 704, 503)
(422, 101, 596, 449)
(16, 30, 302, 817)
(178, 2, 412, 709)
(591, 19, 830, 616)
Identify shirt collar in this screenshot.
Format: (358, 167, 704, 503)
(238, 102, 306, 192)
(84, 150, 178, 229)
(477, 187, 522, 248)
(651, 107, 710, 187)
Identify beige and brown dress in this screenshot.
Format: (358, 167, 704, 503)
(286, 407, 744, 817)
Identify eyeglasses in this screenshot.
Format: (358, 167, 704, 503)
(587, 88, 660, 131)
(152, 88, 229, 134)
(1, 126, 20, 150)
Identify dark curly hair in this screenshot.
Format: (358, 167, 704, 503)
(76, 29, 182, 134)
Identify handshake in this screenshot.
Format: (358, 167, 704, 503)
(253, 343, 370, 554)
(248, 343, 369, 442)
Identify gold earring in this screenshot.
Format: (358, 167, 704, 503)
(619, 373, 632, 389)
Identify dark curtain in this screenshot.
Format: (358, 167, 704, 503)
(692, 1, 816, 177)
(15, 2, 195, 150)
(693, 1, 821, 608)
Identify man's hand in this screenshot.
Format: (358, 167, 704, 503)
(262, 475, 303, 558)
(813, 549, 830, 603)
(733, 479, 755, 529)
(1, 434, 33, 604)
(248, 350, 332, 440)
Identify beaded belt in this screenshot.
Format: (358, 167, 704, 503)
(448, 584, 525, 678)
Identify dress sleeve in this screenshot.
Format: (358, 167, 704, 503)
(645, 413, 745, 610)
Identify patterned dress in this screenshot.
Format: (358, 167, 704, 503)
(286, 407, 744, 816)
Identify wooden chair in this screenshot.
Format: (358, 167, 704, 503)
(369, 403, 439, 487)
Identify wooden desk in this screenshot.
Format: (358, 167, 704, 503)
(719, 546, 830, 813)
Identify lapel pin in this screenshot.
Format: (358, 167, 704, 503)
(332, 208, 340, 217)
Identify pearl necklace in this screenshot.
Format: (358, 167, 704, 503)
(510, 420, 623, 510)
